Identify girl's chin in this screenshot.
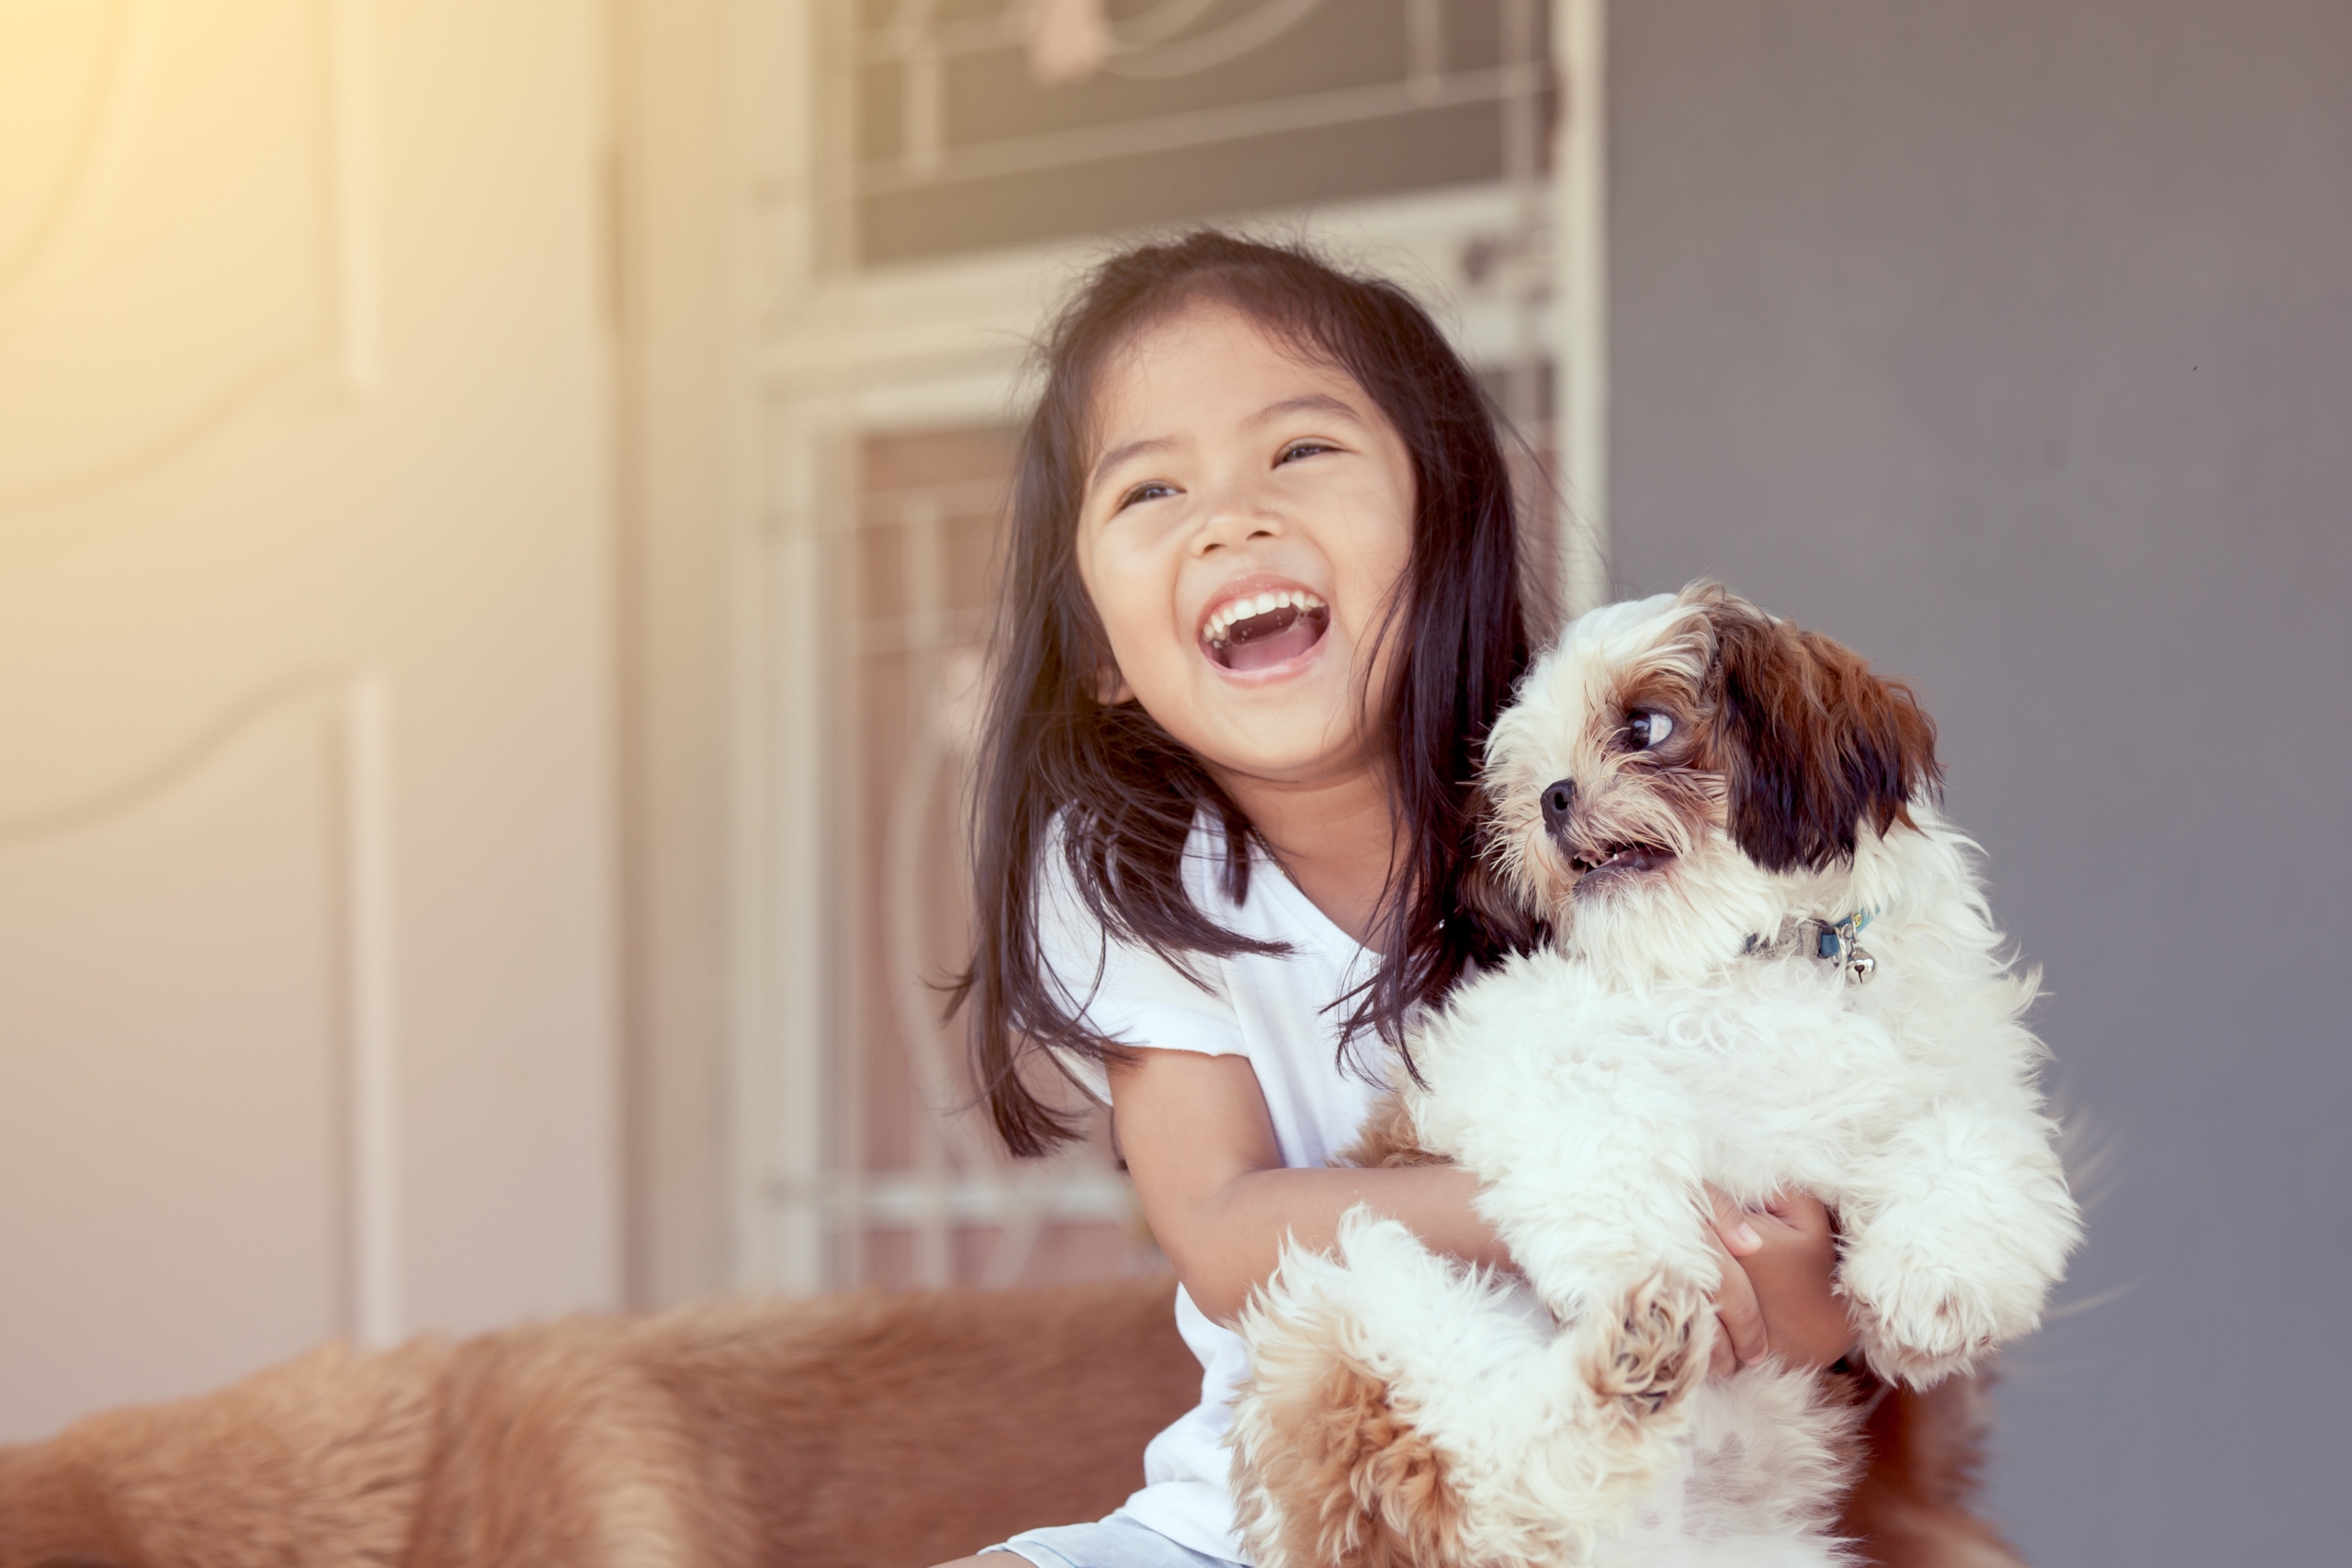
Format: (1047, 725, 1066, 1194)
(1188, 694, 1367, 781)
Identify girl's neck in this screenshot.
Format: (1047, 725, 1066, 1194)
(1213, 762, 1401, 947)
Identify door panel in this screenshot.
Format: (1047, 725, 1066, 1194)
(0, 687, 350, 1437)
(0, 1, 614, 1440)
(0, 0, 357, 510)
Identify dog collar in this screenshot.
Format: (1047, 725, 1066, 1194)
(1742, 909, 1879, 985)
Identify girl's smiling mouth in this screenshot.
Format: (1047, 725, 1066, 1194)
(1199, 581, 1331, 672)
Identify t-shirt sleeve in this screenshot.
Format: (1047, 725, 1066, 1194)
(1035, 847, 1249, 1104)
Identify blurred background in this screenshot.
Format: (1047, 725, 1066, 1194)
(0, 2, 2344, 1562)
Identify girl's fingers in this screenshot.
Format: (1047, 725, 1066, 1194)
(1770, 1188, 1835, 1236)
(1702, 1185, 1770, 1372)
(1716, 1249, 1771, 1370)
(1703, 1182, 1764, 1256)
(1708, 1265, 1738, 1377)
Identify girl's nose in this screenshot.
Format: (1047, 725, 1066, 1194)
(1192, 479, 1283, 553)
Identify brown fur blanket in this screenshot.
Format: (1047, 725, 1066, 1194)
(0, 1274, 2023, 1568)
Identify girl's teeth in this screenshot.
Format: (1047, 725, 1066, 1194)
(1206, 589, 1325, 643)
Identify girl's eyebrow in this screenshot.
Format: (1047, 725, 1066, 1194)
(1090, 435, 1174, 491)
(1243, 391, 1365, 429)
(1089, 393, 1367, 491)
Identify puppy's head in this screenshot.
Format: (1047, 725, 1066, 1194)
(1480, 583, 1941, 974)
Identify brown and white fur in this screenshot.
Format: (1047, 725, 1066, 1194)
(0, 1275, 1204, 1568)
(0, 1236, 2024, 1565)
(1230, 584, 2081, 1568)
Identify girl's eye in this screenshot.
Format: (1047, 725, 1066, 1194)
(1277, 440, 1335, 465)
(1116, 480, 1178, 512)
(1624, 710, 1675, 750)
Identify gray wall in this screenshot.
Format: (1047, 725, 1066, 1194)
(1608, 3, 2351, 1561)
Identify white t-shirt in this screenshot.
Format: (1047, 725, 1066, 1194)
(1038, 819, 1381, 1565)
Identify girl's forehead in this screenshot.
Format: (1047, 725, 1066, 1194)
(1111, 299, 1334, 380)
(1086, 299, 1374, 443)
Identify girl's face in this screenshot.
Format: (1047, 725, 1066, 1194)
(1076, 301, 1416, 787)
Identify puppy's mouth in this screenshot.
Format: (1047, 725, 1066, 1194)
(1568, 840, 1678, 881)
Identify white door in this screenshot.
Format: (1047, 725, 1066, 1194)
(0, 0, 616, 1440)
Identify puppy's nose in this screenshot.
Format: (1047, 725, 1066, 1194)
(1540, 778, 1577, 832)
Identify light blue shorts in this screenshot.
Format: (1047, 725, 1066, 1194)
(984, 1514, 1240, 1568)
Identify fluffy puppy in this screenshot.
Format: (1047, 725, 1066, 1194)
(1231, 584, 2081, 1568)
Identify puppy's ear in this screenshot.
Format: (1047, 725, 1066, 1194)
(1453, 790, 1548, 960)
(1703, 596, 1942, 873)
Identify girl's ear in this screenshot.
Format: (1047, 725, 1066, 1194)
(1703, 597, 1942, 873)
(1073, 616, 1133, 705)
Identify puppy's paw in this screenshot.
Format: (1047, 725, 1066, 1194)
(1582, 1273, 1710, 1419)
(1841, 1231, 2038, 1387)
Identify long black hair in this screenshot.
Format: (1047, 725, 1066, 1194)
(954, 231, 1543, 1156)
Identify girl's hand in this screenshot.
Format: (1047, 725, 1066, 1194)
(1702, 1187, 1856, 1376)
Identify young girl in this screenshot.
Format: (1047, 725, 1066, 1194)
(936, 233, 1853, 1568)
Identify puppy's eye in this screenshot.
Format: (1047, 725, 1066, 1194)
(1625, 710, 1675, 750)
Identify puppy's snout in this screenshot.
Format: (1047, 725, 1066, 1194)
(1540, 778, 1577, 838)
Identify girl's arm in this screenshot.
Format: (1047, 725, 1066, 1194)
(1109, 1046, 1510, 1324)
(1111, 1047, 1853, 1371)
